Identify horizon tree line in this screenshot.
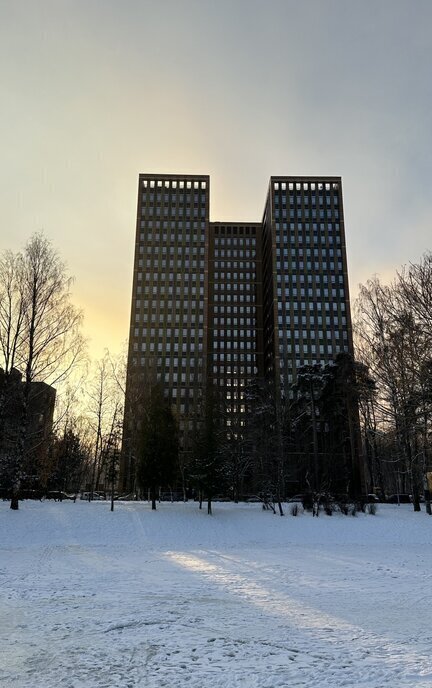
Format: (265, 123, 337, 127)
(1, 233, 431, 514)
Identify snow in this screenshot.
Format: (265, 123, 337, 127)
(1, 500, 432, 688)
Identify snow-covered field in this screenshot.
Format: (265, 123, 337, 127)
(1, 500, 432, 688)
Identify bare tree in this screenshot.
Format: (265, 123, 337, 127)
(398, 252, 432, 339)
(0, 250, 26, 375)
(354, 269, 432, 511)
(84, 351, 126, 498)
(0, 233, 85, 509)
(18, 234, 85, 386)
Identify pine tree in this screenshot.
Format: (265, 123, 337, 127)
(190, 389, 226, 515)
(135, 384, 178, 510)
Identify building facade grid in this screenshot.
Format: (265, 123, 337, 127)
(120, 173, 355, 491)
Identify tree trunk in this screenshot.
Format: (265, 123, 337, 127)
(409, 449, 422, 512)
(150, 487, 157, 511)
(207, 496, 212, 515)
(310, 386, 319, 491)
(110, 475, 115, 512)
(10, 490, 19, 510)
(9, 378, 31, 511)
(411, 471, 421, 512)
(150, 485, 156, 510)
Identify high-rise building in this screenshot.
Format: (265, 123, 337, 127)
(120, 173, 357, 493)
(207, 222, 264, 430)
(262, 177, 353, 397)
(120, 174, 209, 490)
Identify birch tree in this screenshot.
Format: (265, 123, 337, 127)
(0, 233, 85, 509)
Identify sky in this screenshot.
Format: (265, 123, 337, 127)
(1, 0, 431, 361)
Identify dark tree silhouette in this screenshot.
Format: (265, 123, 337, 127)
(135, 384, 178, 510)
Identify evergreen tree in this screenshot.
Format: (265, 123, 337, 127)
(190, 389, 226, 515)
(135, 384, 178, 510)
(51, 429, 85, 493)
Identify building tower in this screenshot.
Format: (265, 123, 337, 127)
(120, 174, 209, 491)
(262, 177, 353, 396)
(207, 222, 264, 426)
(120, 173, 359, 495)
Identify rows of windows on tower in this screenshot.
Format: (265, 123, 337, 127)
(121, 174, 353, 475)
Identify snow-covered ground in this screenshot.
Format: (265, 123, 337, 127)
(1, 500, 432, 688)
